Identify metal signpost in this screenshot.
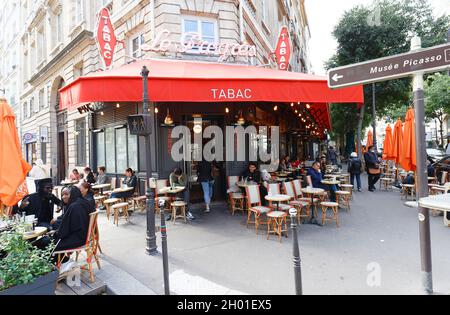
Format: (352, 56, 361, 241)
(327, 39, 450, 294)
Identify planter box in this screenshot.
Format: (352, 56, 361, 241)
(0, 270, 58, 295)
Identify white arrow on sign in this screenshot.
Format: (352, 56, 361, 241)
(332, 73, 344, 82)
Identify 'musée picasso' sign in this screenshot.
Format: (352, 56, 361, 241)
(143, 30, 257, 63)
(96, 8, 117, 68)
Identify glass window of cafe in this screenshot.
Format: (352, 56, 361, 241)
(93, 104, 139, 174)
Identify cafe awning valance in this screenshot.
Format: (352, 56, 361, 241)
(59, 58, 364, 112)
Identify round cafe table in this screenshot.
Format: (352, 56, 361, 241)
(113, 186, 134, 194)
(23, 226, 47, 241)
(301, 187, 325, 225)
(92, 183, 111, 195)
(158, 186, 186, 196)
(265, 194, 291, 212)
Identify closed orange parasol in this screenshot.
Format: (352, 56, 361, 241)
(383, 124, 394, 160)
(366, 129, 373, 152)
(400, 108, 416, 172)
(0, 98, 31, 206)
(391, 119, 403, 165)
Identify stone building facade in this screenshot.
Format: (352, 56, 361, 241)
(13, 0, 311, 182)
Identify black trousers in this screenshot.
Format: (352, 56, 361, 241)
(368, 173, 381, 189)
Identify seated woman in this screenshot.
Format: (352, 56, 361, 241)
(110, 168, 137, 200)
(54, 186, 94, 252)
(69, 169, 81, 182)
(307, 161, 337, 202)
(51, 187, 71, 230)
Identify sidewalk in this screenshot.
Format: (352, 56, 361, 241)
(95, 175, 450, 295)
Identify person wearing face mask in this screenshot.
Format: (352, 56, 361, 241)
(14, 178, 61, 229)
(364, 145, 381, 192)
(307, 161, 337, 202)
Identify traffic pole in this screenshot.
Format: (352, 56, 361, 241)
(411, 36, 433, 294)
(159, 200, 171, 295)
(289, 208, 303, 295)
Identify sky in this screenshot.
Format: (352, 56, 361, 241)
(305, 0, 450, 76)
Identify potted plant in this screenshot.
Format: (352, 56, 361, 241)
(0, 224, 57, 295)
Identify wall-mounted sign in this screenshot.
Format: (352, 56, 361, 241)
(274, 26, 291, 71)
(23, 133, 37, 144)
(77, 102, 105, 114)
(96, 7, 117, 69)
(142, 30, 257, 63)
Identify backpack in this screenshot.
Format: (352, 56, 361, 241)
(350, 159, 362, 173)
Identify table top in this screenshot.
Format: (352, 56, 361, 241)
(276, 172, 291, 177)
(61, 180, 78, 185)
(237, 181, 258, 188)
(92, 183, 111, 190)
(159, 186, 185, 194)
(113, 186, 134, 193)
(302, 187, 325, 194)
(321, 180, 340, 185)
(274, 177, 287, 182)
(419, 194, 450, 212)
(23, 226, 47, 241)
(265, 194, 291, 202)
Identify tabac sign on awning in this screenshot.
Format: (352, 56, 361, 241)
(96, 7, 117, 69)
(274, 26, 291, 71)
(328, 43, 450, 89)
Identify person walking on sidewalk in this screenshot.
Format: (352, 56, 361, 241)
(196, 160, 215, 213)
(364, 146, 381, 192)
(348, 152, 362, 192)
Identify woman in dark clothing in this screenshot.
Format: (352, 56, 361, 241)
(51, 187, 71, 230)
(54, 186, 93, 252)
(110, 168, 137, 199)
(84, 167, 96, 184)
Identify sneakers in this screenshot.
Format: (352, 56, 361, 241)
(358, 188, 362, 192)
(59, 260, 77, 275)
(204, 204, 210, 213)
(186, 212, 195, 220)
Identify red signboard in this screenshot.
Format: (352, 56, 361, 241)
(96, 8, 117, 69)
(274, 26, 291, 71)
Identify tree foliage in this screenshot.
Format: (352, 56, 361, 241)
(327, 0, 450, 140)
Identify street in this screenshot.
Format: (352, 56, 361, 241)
(96, 174, 450, 295)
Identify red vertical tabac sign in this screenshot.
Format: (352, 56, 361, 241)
(274, 26, 291, 71)
(96, 8, 117, 69)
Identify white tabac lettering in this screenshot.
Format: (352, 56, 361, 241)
(211, 89, 253, 100)
(244, 89, 252, 98)
(102, 25, 110, 33)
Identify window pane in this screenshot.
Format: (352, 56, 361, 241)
(128, 129, 138, 171)
(96, 132, 105, 170)
(201, 22, 214, 39)
(116, 128, 127, 173)
(76, 119, 86, 166)
(184, 20, 198, 33)
(105, 127, 116, 173)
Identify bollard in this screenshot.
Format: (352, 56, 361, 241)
(289, 208, 303, 295)
(159, 199, 170, 295)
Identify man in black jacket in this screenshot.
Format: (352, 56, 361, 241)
(364, 146, 381, 192)
(15, 178, 61, 229)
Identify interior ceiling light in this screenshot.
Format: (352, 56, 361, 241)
(164, 108, 174, 125)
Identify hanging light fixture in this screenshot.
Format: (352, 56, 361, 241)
(236, 109, 245, 125)
(295, 110, 298, 113)
(273, 105, 278, 111)
(225, 107, 230, 114)
(100, 111, 105, 116)
(164, 108, 174, 125)
(306, 104, 311, 109)
(155, 107, 159, 114)
(290, 103, 294, 107)
(298, 102, 300, 105)
(116, 103, 120, 108)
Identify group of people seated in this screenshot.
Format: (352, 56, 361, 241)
(68, 166, 108, 185)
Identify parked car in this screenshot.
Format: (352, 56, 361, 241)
(433, 156, 450, 184)
(427, 148, 446, 163)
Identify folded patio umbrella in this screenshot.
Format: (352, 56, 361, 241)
(399, 108, 416, 172)
(391, 119, 403, 165)
(383, 124, 394, 161)
(0, 98, 31, 206)
(365, 129, 373, 152)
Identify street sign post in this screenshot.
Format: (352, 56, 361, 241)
(327, 43, 450, 89)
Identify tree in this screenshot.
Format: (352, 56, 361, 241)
(327, 0, 450, 154)
(425, 73, 450, 147)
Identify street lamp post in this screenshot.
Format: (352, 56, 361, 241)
(372, 83, 377, 153)
(141, 66, 158, 255)
(159, 200, 170, 295)
(289, 208, 303, 295)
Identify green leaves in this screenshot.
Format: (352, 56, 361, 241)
(0, 226, 55, 291)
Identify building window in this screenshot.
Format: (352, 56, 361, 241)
(39, 89, 45, 110)
(76, 0, 85, 24)
(37, 27, 45, 63)
(182, 17, 217, 49)
(29, 98, 34, 116)
(56, 12, 63, 43)
(41, 142, 47, 164)
(96, 126, 138, 174)
(131, 34, 145, 58)
(75, 119, 86, 166)
(74, 62, 83, 80)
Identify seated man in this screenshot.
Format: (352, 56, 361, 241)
(169, 168, 194, 221)
(95, 166, 108, 185)
(15, 178, 61, 229)
(241, 162, 268, 205)
(307, 161, 337, 202)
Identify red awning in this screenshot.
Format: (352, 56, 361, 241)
(59, 59, 364, 113)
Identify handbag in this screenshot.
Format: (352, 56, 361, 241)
(368, 168, 381, 175)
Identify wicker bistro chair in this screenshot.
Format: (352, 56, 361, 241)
(430, 182, 450, 195)
(103, 198, 120, 220)
(283, 181, 310, 223)
(267, 183, 291, 212)
(54, 211, 101, 283)
(335, 190, 351, 211)
(111, 202, 130, 226)
(320, 202, 340, 227)
(155, 179, 171, 214)
(227, 176, 245, 215)
(245, 185, 272, 235)
(292, 179, 320, 216)
(132, 180, 148, 212)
